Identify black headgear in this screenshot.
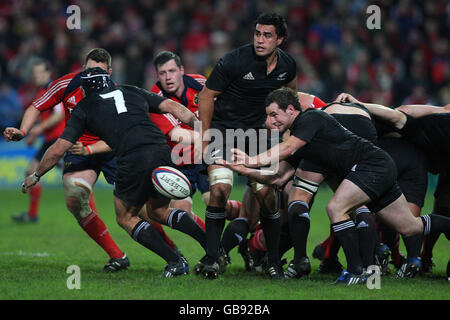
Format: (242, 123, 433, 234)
(80, 67, 111, 95)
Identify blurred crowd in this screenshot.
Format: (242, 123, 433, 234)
(0, 0, 449, 130)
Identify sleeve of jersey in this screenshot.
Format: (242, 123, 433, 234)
(291, 112, 321, 143)
(149, 113, 179, 136)
(59, 104, 86, 144)
(32, 76, 70, 111)
(140, 88, 168, 113)
(205, 53, 237, 92)
(313, 96, 327, 109)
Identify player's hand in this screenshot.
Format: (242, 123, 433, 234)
(22, 172, 40, 193)
(230, 148, 259, 168)
(69, 142, 89, 156)
(334, 93, 359, 104)
(3, 127, 25, 142)
(215, 158, 248, 174)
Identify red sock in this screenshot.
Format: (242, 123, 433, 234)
(79, 211, 124, 259)
(249, 229, 266, 252)
(319, 228, 333, 251)
(226, 200, 242, 220)
(28, 183, 42, 218)
(151, 222, 176, 250)
(191, 213, 206, 231)
(89, 193, 98, 213)
(324, 231, 340, 260)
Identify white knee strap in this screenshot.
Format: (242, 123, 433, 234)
(250, 181, 265, 192)
(209, 168, 233, 186)
(63, 177, 92, 218)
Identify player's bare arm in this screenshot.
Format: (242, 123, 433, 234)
(284, 76, 297, 91)
(395, 104, 450, 118)
(26, 108, 64, 145)
(22, 138, 73, 193)
(232, 135, 306, 168)
(218, 159, 294, 188)
(198, 86, 221, 145)
(69, 140, 112, 156)
(158, 99, 198, 129)
(335, 92, 407, 130)
(3, 105, 41, 141)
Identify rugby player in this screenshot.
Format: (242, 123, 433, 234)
(22, 67, 202, 277)
(224, 87, 450, 284)
(4, 49, 128, 271)
(197, 13, 297, 279)
(11, 59, 65, 223)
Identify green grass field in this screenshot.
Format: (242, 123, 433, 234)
(1, 184, 449, 300)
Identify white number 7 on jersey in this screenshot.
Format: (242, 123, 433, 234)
(100, 90, 127, 114)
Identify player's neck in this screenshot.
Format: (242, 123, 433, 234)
(173, 83, 185, 99)
(265, 50, 279, 75)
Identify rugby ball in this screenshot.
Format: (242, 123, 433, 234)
(152, 166, 192, 200)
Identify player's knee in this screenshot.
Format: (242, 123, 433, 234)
(326, 199, 342, 221)
(398, 218, 423, 237)
(63, 177, 92, 219)
(209, 167, 233, 187)
(201, 191, 210, 206)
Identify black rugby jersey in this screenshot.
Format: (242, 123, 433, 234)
(61, 85, 168, 157)
(286, 106, 378, 168)
(206, 43, 296, 129)
(289, 108, 380, 174)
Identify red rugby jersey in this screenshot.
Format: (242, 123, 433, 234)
(149, 74, 205, 165)
(32, 72, 100, 146)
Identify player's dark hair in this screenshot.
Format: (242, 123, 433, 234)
(254, 13, 288, 39)
(153, 51, 182, 71)
(85, 48, 112, 69)
(266, 87, 301, 111)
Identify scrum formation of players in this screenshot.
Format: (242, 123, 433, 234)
(4, 13, 450, 284)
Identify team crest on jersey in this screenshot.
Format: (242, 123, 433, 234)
(277, 72, 287, 81)
(194, 93, 199, 105)
(64, 162, 72, 169)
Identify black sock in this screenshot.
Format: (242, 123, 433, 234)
(131, 220, 179, 263)
(205, 206, 226, 260)
(402, 234, 423, 260)
(332, 219, 363, 275)
(421, 214, 450, 239)
(168, 209, 207, 250)
(279, 223, 293, 259)
(260, 210, 281, 266)
(355, 208, 377, 267)
(221, 217, 249, 254)
(287, 201, 310, 263)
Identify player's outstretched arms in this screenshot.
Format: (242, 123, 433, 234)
(335, 92, 407, 130)
(22, 138, 73, 193)
(69, 140, 112, 156)
(396, 104, 450, 118)
(218, 158, 294, 188)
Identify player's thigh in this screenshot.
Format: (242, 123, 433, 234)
(327, 179, 371, 222)
(147, 196, 171, 223)
(376, 194, 422, 237)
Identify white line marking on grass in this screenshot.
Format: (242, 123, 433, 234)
(0, 251, 50, 257)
